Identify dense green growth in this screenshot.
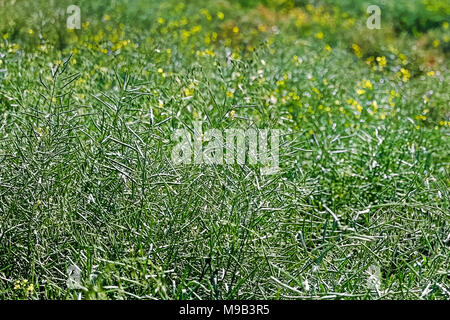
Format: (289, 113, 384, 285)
(0, 0, 448, 299)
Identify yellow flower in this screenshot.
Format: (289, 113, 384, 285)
(226, 90, 234, 97)
(28, 29, 34, 34)
(416, 115, 426, 121)
(366, 56, 374, 65)
(390, 90, 399, 97)
(229, 110, 235, 119)
(399, 68, 410, 82)
(355, 104, 363, 113)
(157, 68, 163, 73)
(191, 25, 202, 33)
(184, 87, 194, 96)
(427, 71, 435, 77)
(27, 284, 34, 294)
(398, 53, 408, 64)
(356, 89, 365, 95)
(324, 44, 332, 52)
(352, 44, 362, 58)
(372, 100, 378, 110)
(376, 56, 386, 68)
(315, 32, 324, 39)
(182, 30, 191, 40)
(200, 9, 212, 21)
(362, 79, 372, 89)
(232, 26, 239, 33)
(443, 22, 449, 29)
(217, 12, 225, 20)
(157, 17, 165, 24)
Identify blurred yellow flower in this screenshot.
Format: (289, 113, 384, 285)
(200, 9, 212, 21)
(416, 115, 426, 121)
(182, 30, 191, 40)
(398, 68, 410, 82)
(371, 100, 378, 111)
(192, 25, 202, 33)
(352, 44, 362, 58)
(364, 58, 373, 68)
(362, 79, 373, 89)
(184, 87, 194, 96)
(376, 56, 386, 68)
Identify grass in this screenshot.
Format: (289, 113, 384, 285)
(0, 0, 449, 299)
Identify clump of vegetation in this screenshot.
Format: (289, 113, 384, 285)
(0, 0, 448, 300)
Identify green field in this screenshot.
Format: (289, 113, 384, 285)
(0, 0, 449, 299)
